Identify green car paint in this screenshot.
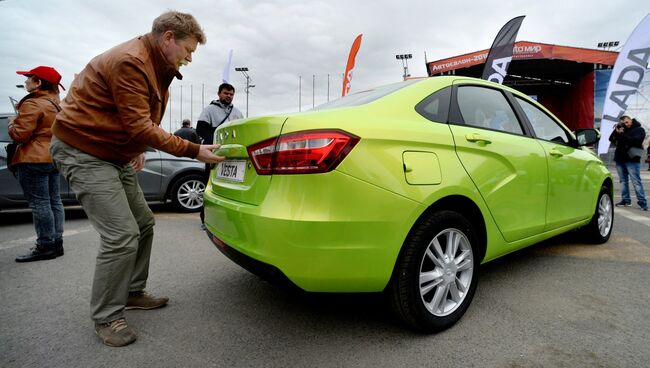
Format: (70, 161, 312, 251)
(203, 76, 612, 293)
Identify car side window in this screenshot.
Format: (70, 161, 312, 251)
(0, 117, 10, 141)
(415, 86, 451, 123)
(515, 96, 570, 144)
(456, 86, 523, 135)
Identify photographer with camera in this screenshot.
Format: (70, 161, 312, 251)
(609, 115, 647, 211)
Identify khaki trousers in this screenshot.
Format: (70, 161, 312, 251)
(50, 137, 155, 323)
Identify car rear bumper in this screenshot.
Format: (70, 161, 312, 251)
(203, 170, 425, 292)
(206, 229, 298, 289)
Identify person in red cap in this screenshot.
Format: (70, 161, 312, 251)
(8, 66, 65, 262)
(49, 11, 226, 347)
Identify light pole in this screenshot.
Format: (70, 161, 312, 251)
(312, 74, 315, 108)
(327, 74, 330, 102)
(298, 75, 302, 112)
(180, 85, 183, 126)
(235, 67, 254, 117)
(396, 54, 412, 80)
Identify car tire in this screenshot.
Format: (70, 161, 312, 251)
(580, 185, 614, 244)
(390, 210, 479, 332)
(170, 174, 205, 213)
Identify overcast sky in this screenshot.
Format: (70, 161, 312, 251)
(0, 0, 648, 132)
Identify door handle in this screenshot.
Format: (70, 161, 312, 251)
(549, 149, 564, 157)
(465, 133, 492, 144)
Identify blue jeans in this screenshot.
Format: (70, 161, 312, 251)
(616, 162, 648, 209)
(17, 163, 65, 247)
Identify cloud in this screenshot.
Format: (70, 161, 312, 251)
(0, 0, 647, 131)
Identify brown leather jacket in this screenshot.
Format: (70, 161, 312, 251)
(8, 90, 61, 165)
(52, 33, 200, 164)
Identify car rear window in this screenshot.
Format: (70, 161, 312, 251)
(415, 86, 451, 123)
(313, 79, 422, 110)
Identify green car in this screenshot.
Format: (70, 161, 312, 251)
(203, 76, 614, 332)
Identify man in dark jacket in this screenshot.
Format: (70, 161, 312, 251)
(609, 115, 647, 211)
(174, 119, 200, 143)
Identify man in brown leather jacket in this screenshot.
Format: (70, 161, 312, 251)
(50, 11, 225, 347)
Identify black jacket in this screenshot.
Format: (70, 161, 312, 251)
(609, 118, 646, 163)
(173, 127, 200, 144)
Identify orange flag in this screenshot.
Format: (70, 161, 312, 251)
(341, 34, 363, 97)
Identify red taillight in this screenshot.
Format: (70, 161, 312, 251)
(247, 129, 360, 175)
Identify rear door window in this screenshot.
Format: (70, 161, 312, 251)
(455, 86, 523, 135)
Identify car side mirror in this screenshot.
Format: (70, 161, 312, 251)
(574, 129, 599, 146)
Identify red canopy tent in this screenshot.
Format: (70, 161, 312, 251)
(426, 41, 618, 130)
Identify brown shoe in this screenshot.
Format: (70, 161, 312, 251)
(125, 290, 169, 310)
(95, 318, 137, 347)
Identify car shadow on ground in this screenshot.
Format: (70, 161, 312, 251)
(196, 229, 601, 337)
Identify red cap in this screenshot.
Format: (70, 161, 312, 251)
(16, 66, 65, 91)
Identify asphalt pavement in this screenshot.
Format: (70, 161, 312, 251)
(1, 191, 650, 367)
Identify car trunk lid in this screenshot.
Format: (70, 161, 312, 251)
(208, 116, 287, 205)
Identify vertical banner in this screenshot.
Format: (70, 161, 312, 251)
(342, 34, 363, 97)
(481, 16, 525, 83)
(597, 13, 650, 155)
(222, 49, 233, 83)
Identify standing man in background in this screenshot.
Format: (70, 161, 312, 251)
(50, 10, 225, 347)
(609, 115, 648, 211)
(196, 83, 244, 228)
(174, 118, 200, 143)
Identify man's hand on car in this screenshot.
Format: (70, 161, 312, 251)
(197, 144, 226, 164)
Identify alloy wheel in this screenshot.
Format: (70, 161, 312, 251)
(176, 178, 205, 211)
(419, 228, 474, 317)
(597, 193, 613, 237)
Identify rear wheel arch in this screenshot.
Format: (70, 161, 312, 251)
(388, 205, 482, 331)
(388, 195, 487, 289)
(426, 196, 487, 262)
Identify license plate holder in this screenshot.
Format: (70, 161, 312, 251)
(216, 160, 247, 182)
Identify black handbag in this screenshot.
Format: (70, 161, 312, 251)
(627, 146, 644, 159)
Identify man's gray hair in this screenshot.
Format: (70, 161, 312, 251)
(152, 11, 206, 44)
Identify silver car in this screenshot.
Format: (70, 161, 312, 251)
(1, 113, 205, 212)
